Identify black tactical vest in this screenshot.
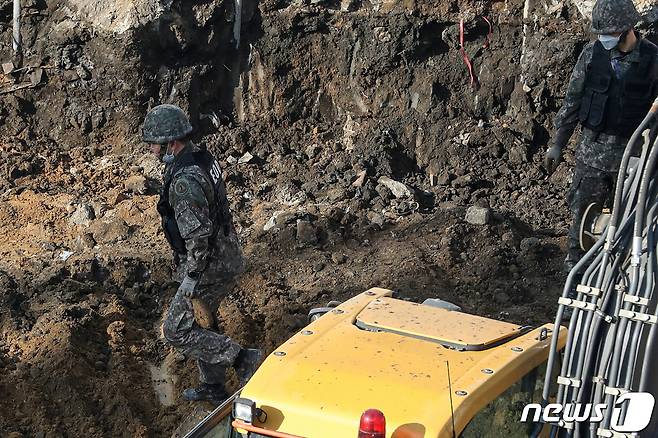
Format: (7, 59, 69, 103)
(579, 39, 658, 138)
(156, 147, 233, 255)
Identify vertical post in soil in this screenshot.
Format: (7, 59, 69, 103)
(234, 0, 242, 49)
(13, 0, 21, 54)
(520, 0, 534, 85)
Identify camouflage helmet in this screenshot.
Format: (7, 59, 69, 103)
(591, 0, 641, 34)
(142, 104, 193, 143)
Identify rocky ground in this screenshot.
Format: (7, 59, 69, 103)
(0, 0, 657, 436)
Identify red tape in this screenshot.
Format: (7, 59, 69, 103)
(459, 19, 477, 88)
(482, 16, 493, 49)
(458, 16, 494, 88)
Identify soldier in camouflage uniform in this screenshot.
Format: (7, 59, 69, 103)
(545, 0, 658, 271)
(143, 104, 261, 403)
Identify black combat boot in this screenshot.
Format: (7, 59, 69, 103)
(182, 383, 228, 403)
(234, 348, 263, 386)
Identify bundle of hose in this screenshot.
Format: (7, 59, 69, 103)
(532, 96, 658, 438)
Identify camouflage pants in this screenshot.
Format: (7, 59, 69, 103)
(566, 160, 618, 263)
(163, 282, 241, 385)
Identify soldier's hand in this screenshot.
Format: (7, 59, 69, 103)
(544, 146, 562, 175)
(178, 275, 200, 298)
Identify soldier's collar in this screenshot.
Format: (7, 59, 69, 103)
(614, 35, 641, 63)
(173, 144, 194, 162)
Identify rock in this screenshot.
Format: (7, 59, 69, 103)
(124, 287, 139, 306)
(494, 291, 510, 304)
(367, 212, 385, 227)
(276, 184, 307, 207)
(520, 237, 541, 253)
(80, 233, 97, 249)
(452, 175, 473, 188)
(341, 0, 359, 11)
(70, 204, 96, 226)
(263, 213, 279, 232)
(465, 206, 491, 225)
(89, 213, 130, 244)
(107, 189, 129, 205)
(124, 175, 147, 195)
(264, 211, 301, 232)
(306, 144, 320, 159)
(377, 176, 413, 199)
(437, 201, 459, 210)
(374, 184, 392, 202)
(2, 61, 14, 74)
(437, 171, 452, 185)
(324, 188, 348, 203)
(331, 253, 347, 264)
(296, 220, 318, 245)
(509, 145, 528, 164)
(502, 232, 515, 244)
(352, 170, 367, 187)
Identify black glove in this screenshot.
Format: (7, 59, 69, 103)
(544, 146, 562, 174)
(545, 127, 571, 174)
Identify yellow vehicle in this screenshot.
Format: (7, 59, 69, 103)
(184, 288, 566, 438)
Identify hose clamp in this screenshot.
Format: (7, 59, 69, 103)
(615, 284, 627, 293)
(592, 376, 606, 385)
(604, 386, 629, 396)
(623, 294, 649, 307)
(558, 420, 574, 430)
(595, 310, 614, 323)
(618, 309, 657, 324)
(558, 297, 596, 311)
(576, 284, 601, 297)
(557, 375, 582, 388)
(631, 236, 643, 266)
(597, 428, 633, 438)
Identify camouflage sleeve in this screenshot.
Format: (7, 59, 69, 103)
(169, 168, 214, 275)
(554, 43, 594, 142)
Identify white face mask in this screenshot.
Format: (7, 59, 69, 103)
(599, 34, 620, 50)
(162, 142, 175, 164)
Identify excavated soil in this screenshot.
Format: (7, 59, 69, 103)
(1, 0, 657, 436)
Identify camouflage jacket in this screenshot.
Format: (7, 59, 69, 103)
(163, 145, 245, 285)
(554, 37, 658, 171)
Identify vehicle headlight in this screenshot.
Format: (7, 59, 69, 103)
(233, 397, 257, 423)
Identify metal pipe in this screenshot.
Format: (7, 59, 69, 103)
(233, 0, 242, 49)
(520, 0, 534, 85)
(610, 97, 658, 232)
(536, 94, 658, 438)
(13, 0, 21, 54)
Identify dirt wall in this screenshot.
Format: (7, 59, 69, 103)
(0, 0, 656, 436)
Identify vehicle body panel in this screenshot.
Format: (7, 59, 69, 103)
(237, 288, 567, 437)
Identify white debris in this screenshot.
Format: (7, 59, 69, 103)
(59, 251, 74, 261)
(238, 152, 254, 164)
(377, 176, 413, 199)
